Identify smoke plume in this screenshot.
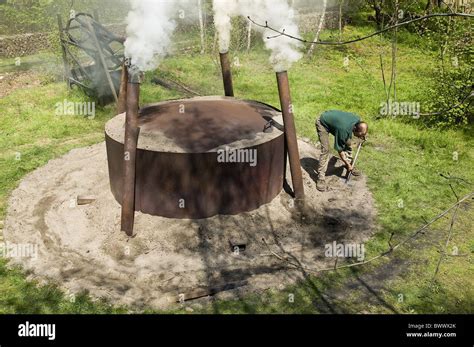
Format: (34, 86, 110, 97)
(124, 0, 178, 71)
(213, 0, 303, 72)
(212, 0, 239, 54)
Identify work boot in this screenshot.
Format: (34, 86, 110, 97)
(351, 169, 362, 177)
(316, 179, 328, 192)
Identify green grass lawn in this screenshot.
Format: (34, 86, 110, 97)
(0, 25, 473, 314)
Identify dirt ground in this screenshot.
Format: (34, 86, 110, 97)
(4, 139, 376, 310)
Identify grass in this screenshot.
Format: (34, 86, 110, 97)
(0, 24, 473, 314)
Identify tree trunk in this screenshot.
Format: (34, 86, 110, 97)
(339, 0, 344, 41)
(247, 21, 252, 52)
(307, 0, 327, 56)
(388, 0, 399, 103)
(374, 1, 384, 29)
(426, 0, 443, 13)
(198, 0, 205, 54)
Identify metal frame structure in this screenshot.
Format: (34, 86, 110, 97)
(57, 12, 125, 105)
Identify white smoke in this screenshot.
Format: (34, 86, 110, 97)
(125, 0, 178, 71)
(212, 0, 239, 54)
(213, 0, 303, 72)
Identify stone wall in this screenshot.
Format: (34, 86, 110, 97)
(0, 32, 52, 58)
(0, 23, 126, 58)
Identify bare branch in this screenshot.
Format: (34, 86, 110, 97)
(247, 13, 474, 46)
(418, 87, 474, 117)
(433, 184, 461, 278)
(440, 173, 473, 186)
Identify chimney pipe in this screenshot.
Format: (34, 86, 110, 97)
(117, 63, 128, 114)
(219, 52, 234, 97)
(121, 65, 142, 236)
(276, 71, 305, 203)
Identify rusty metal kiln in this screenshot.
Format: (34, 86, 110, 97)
(110, 52, 304, 235)
(105, 96, 285, 219)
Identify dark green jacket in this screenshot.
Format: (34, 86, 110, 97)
(320, 110, 360, 152)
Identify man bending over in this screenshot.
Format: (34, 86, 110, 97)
(315, 110, 368, 192)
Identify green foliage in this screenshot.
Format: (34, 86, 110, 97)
(422, 15, 473, 127)
(363, 1, 473, 128)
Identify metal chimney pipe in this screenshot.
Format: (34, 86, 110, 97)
(116, 63, 128, 114)
(219, 52, 234, 97)
(276, 71, 305, 203)
(121, 65, 142, 236)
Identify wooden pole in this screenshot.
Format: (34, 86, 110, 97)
(57, 14, 71, 88)
(87, 20, 119, 103)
